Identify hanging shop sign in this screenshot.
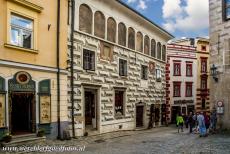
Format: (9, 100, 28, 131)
(8, 71, 35, 92)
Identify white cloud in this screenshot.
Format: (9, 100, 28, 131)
(137, 0, 147, 10)
(162, 0, 209, 34)
(127, 0, 137, 3)
(162, 0, 183, 19)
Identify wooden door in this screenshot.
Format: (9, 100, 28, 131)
(136, 105, 144, 127)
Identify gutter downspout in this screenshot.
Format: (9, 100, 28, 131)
(57, 0, 61, 139)
(70, 0, 76, 137)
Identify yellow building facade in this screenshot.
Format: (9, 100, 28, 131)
(195, 38, 210, 113)
(0, 0, 68, 139)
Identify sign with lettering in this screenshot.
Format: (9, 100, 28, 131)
(0, 94, 5, 128)
(39, 95, 51, 124)
(217, 100, 224, 114)
(8, 72, 35, 92)
(174, 100, 194, 104)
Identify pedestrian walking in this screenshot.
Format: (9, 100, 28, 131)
(188, 112, 194, 133)
(204, 112, 210, 134)
(210, 110, 217, 133)
(177, 113, 184, 133)
(197, 112, 206, 137)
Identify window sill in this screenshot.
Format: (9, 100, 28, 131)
(4, 44, 38, 54)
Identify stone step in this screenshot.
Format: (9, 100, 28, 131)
(2, 136, 46, 147)
(12, 133, 37, 140)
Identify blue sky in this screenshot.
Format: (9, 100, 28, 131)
(122, 0, 209, 39)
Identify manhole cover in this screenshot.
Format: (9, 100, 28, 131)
(94, 139, 105, 143)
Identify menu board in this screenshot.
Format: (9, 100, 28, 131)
(0, 94, 5, 128)
(40, 95, 51, 124)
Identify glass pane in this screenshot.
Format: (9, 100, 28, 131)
(227, 0, 230, 5)
(11, 15, 33, 29)
(227, 8, 230, 19)
(22, 30, 32, 48)
(11, 28, 20, 46)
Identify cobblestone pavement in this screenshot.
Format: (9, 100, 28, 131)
(2, 126, 230, 154)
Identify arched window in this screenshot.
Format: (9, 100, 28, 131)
(94, 11, 105, 39)
(151, 39, 156, 57)
(107, 17, 116, 43)
(162, 45, 166, 61)
(79, 4, 92, 34)
(157, 42, 162, 60)
(118, 23, 126, 46)
(136, 32, 143, 52)
(144, 35, 150, 55)
(128, 27, 135, 50)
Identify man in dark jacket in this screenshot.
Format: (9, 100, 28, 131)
(188, 112, 194, 133)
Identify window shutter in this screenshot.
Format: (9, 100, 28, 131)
(119, 59, 122, 75)
(91, 52, 95, 70)
(83, 50, 87, 70)
(224, 39, 230, 65)
(124, 61, 127, 76)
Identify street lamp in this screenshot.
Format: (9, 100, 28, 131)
(210, 64, 218, 82)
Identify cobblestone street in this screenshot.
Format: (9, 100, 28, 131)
(42, 126, 230, 154)
(2, 126, 230, 154)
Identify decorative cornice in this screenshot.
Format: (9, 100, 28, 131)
(7, 0, 43, 13)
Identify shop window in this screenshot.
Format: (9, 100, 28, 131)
(141, 65, 148, 80)
(151, 39, 156, 57)
(0, 76, 6, 128)
(144, 35, 150, 55)
(79, 4, 92, 34)
(201, 58, 207, 73)
(119, 59, 127, 76)
(100, 42, 113, 61)
(186, 82, 193, 97)
(173, 82, 181, 97)
(202, 99, 206, 109)
(118, 23, 126, 47)
(173, 63, 181, 76)
(107, 17, 116, 43)
(39, 79, 51, 124)
(83, 49, 95, 71)
(157, 42, 162, 60)
(162, 45, 166, 61)
(115, 90, 125, 116)
(223, 0, 230, 20)
(186, 63, 193, 76)
(136, 32, 143, 52)
(156, 69, 162, 82)
(94, 11, 105, 39)
(128, 27, 135, 50)
(10, 14, 33, 49)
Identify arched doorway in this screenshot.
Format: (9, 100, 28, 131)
(8, 71, 36, 135)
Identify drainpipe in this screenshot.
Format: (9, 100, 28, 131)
(57, 0, 61, 139)
(70, 0, 76, 137)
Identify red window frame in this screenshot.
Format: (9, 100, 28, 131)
(186, 63, 193, 76)
(201, 58, 207, 73)
(173, 82, 181, 97)
(173, 63, 181, 76)
(185, 82, 193, 97)
(201, 77, 207, 90)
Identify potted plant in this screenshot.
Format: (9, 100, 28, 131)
(37, 128, 45, 137)
(2, 133, 12, 143)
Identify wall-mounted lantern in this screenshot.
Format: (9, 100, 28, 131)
(210, 64, 218, 82)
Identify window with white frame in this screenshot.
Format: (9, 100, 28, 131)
(141, 65, 148, 80)
(83, 49, 95, 71)
(10, 14, 33, 49)
(156, 69, 161, 82)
